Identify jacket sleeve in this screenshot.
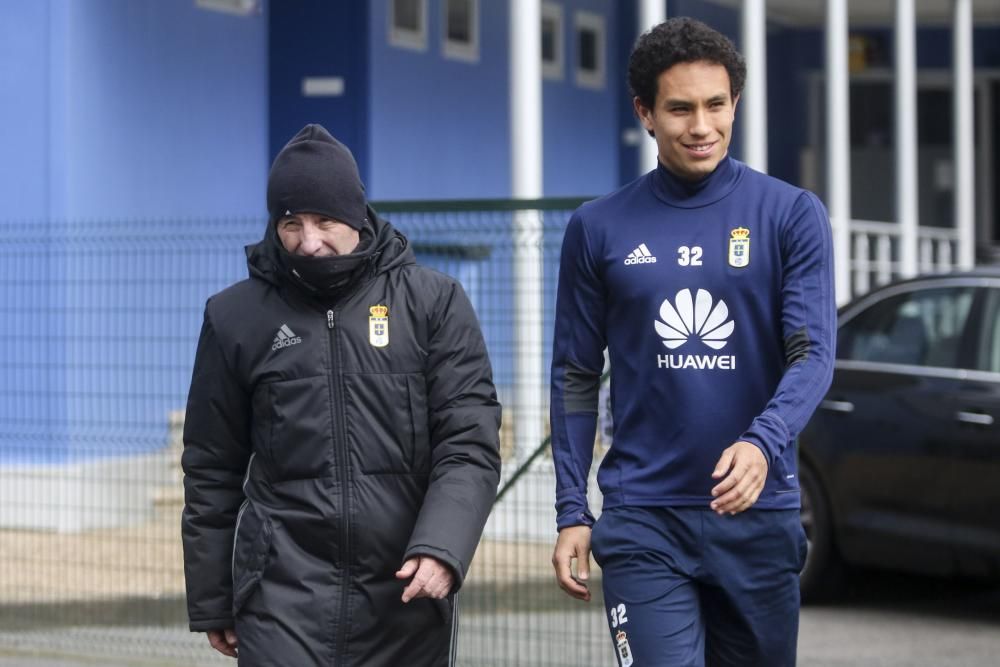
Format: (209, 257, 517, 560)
(550, 212, 606, 531)
(180, 305, 252, 632)
(403, 279, 501, 588)
(739, 191, 837, 463)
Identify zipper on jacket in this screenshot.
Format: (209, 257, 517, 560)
(231, 453, 256, 578)
(326, 309, 352, 663)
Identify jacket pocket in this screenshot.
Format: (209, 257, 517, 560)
(231, 500, 273, 615)
(407, 374, 431, 473)
(431, 595, 453, 627)
(267, 376, 333, 480)
(346, 372, 428, 474)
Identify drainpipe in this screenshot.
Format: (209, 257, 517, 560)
(826, 0, 852, 303)
(741, 0, 767, 173)
(510, 0, 543, 462)
(953, 0, 975, 269)
(896, 0, 919, 277)
(638, 0, 666, 173)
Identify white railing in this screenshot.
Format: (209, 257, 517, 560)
(849, 219, 959, 299)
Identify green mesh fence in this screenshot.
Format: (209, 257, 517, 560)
(0, 200, 618, 666)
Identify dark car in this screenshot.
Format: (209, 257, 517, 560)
(798, 268, 1000, 600)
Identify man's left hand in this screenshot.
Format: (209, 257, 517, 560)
(710, 441, 768, 515)
(396, 556, 455, 603)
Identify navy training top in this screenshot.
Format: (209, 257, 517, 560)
(550, 156, 836, 529)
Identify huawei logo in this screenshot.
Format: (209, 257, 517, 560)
(655, 289, 735, 350)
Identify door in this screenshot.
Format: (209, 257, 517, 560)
(805, 283, 978, 572)
(946, 285, 1000, 573)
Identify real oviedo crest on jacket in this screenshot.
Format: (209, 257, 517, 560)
(369, 304, 389, 347)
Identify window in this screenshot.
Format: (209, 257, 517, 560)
(977, 288, 1000, 374)
(443, 0, 479, 62)
(390, 0, 427, 51)
(838, 286, 975, 368)
(541, 3, 564, 80)
(574, 11, 605, 90)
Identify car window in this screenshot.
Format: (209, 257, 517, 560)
(838, 286, 975, 368)
(976, 288, 1000, 374)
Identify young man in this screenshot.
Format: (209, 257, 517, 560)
(181, 124, 501, 666)
(550, 18, 835, 666)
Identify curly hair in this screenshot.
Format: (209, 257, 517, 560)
(628, 17, 746, 111)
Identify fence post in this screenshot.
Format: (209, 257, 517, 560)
(512, 209, 544, 462)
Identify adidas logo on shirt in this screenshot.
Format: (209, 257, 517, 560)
(624, 243, 657, 265)
(271, 324, 302, 351)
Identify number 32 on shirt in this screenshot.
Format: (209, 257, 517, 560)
(677, 245, 703, 266)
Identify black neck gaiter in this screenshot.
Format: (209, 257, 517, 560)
(277, 222, 377, 301)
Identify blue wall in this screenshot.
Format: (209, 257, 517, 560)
(367, 0, 619, 199)
(0, 0, 269, 220)
(0, 2, 52, 217)
(616, 0, 643, 184)
(56, 1, 269, 220)
(269, 2, 370, 180)
(767, 28, 823, 188)
(0, 0, 270, 465)
(368, 0, 511, 199)
(543, 0, 619, 197)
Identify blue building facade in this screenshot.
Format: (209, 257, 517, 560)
(1, 0, 999, 522)
(269, 0, 620, 199)
(0, 0, 268, 475)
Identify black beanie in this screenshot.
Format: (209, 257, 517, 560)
(266, 124, 367, 230)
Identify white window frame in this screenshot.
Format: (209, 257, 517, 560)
(389, 0, 428, 52)
(541, 2, 564, 81)
(574, 10, 606, 90)
(443, 0, 479, 63)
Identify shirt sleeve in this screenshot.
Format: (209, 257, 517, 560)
(550, 211, 607, 530)
(181, 304, 252, 632)
(739, 191, 837, 463)
(404, 278, 502, 588)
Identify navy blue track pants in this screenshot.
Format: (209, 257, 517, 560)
(591, 506, 807, 667)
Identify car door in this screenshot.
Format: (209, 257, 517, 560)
(804, 282, 978, 573)
(946, 284, 1000, 574)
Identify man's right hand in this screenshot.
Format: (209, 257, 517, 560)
(552, 525, 593, 602)
(207, 628, 238, 658)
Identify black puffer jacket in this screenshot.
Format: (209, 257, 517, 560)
(181, 212, 502, 666)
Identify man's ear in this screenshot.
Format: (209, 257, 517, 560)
(633, 97, 655, 136)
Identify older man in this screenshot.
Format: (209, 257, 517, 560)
(182, 124, 501, 666)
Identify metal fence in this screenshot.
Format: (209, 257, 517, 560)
(0, 200, 618, 666)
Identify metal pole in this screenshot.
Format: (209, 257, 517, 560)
(510, 0, 543, 462)
(953, 0, 975, 269)
(638, 0, 666, 174)
(826, 0, 852, 304)
(742, 0, 768, 173)
(896, 0, 919, 278)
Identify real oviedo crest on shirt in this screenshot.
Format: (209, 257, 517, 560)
(728, 227, 750, 268)
(615, 631, 634, 667)
(369, 305, 389, 348)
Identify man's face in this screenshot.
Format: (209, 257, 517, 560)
(276, 212, 360, 257)
(634, 60, 739, 182)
